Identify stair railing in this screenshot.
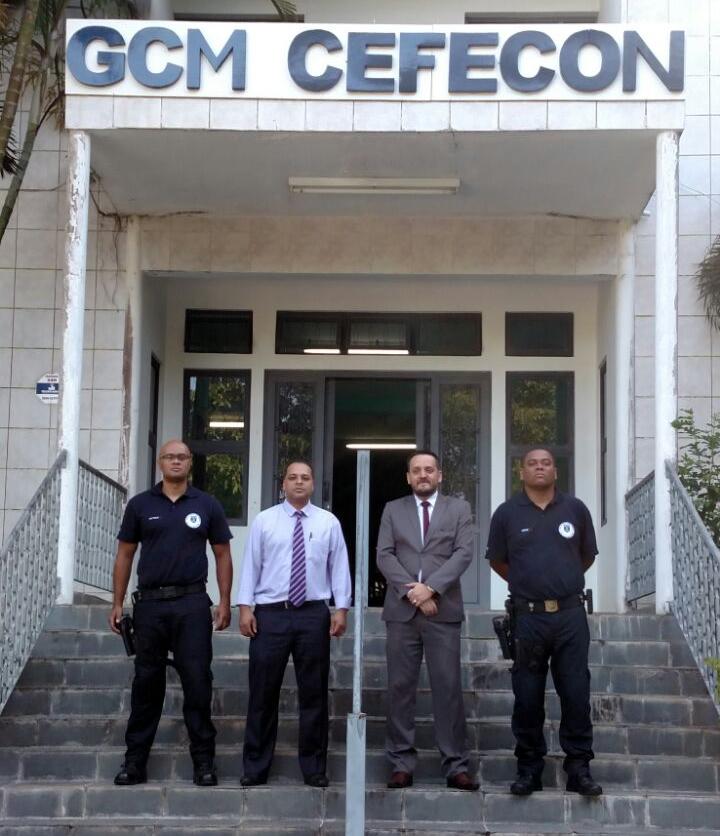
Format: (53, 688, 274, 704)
(666, 462, 720, 715)
(0, 450, 66, 714)
(75, 459, 127, 592)
(625, 470, 655, 603)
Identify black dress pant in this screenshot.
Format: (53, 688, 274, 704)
(125, 592, 215, 767)
(243, 600, 331, 780)
(511, 605, 593, 778)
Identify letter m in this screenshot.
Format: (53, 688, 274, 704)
(187, 29, 246, 91)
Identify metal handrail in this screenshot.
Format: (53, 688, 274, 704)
(75, 459, 127, 591)
(0, 450, 67, 714)
(666, 462, 720, 715)
(625, 469, 655, 602)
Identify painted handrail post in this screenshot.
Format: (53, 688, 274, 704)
(345, 449, 369, 835)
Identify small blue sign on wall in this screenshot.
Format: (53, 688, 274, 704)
(36, 373, 60, 404)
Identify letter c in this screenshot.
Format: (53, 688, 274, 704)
(288, 29, 343, 92)
(500, 30, 555, 93)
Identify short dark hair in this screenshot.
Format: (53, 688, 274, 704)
(282, 459, 314, 478)
(406, 449, 440, 470)
(521, 447, 556, 466)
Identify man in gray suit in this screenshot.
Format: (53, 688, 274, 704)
(377, 450, 478, 791)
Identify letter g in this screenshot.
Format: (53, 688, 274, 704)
(67, 26, 126, 87)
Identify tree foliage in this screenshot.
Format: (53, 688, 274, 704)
(696, 235, 720, 331)
(671, 409, 720, 544)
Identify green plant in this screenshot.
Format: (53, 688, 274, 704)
(671, 409, 720, 545)
(705, 658, 720, 701)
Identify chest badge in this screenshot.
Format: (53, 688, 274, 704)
(185, 513, 201, 529)
(558, 521, 575, 539)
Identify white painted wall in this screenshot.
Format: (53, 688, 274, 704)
(148, 270, 602, 606)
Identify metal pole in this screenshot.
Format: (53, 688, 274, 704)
(57, 130, 91, 604)
(345, 449, 369, 836)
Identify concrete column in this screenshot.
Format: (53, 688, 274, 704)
(122, 216, 142, 498)
(654, 130, 679, 614)
(615, 222, 635, 612)
(57, 131, 91, 604)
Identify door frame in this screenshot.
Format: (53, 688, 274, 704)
(262, 370, 492, 606)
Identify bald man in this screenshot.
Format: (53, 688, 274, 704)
(109, 440, 233, 787)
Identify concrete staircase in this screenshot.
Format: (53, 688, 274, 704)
(1, 606, 719, 835)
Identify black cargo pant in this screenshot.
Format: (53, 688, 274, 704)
(511, 605, 593, 778)
(125, 592, 215, 768)
(243, 600, 331, 781)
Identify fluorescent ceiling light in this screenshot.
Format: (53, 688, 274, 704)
(209, 420, 245, 428)
(348, 348, 410, 355)
(346, 443, 417, 450)
(289, 177, 460, 195)
(303, 348, 341, 354)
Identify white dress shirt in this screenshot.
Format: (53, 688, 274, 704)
(237, 500, 352, 608)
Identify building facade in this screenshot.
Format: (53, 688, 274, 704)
(0, 0, 714, 612)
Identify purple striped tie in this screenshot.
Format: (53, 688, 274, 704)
(289, 511, 307, 607)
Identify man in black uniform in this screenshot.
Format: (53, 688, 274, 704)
(485, 448, 602, 797)
(109, 439, 233, 787)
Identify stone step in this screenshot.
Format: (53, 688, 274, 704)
(44, 606, 686, 643)
(4, 686, 717, 728)
(2, 784, 720, 833)
(2, 715, 718, 757)
(1, 747, 719, 792)
(26, 630, 700, 669)
(16, 657, 709, 697)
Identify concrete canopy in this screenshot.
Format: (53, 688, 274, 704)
(89, 127, 659, 220)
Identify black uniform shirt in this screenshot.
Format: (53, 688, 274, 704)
(484, 490, 598, 601)
(118, 483, 233, 589)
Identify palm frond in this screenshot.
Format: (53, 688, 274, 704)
(0, 125, 17, 176)
(270, 0, 298, 20)
(697, 235, 720, 330)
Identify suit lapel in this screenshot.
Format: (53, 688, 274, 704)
(403, 494, 423, 551)
(425, 494, 446, 546)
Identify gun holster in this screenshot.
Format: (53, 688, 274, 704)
(493, 597, 516, 661)
(119, 614, 136, 656)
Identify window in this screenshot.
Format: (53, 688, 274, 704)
(183, 370, 250, 524)
(505, 312, 573, 357)
(600, 359, 607, 525)
(184, 310, 252, 354)
(175, 13, 305, 21)
(506, 372, 574, 496)
(276, 312, 482, 356)
(465, 12, 597, 23)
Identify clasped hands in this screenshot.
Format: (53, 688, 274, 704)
(405, 582, 437, 617)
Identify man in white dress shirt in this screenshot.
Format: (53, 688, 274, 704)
(237, 460, 351, 788)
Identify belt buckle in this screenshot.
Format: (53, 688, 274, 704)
(544, 599, 559, 613)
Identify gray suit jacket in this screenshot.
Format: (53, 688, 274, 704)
(376, 493, 475, 623)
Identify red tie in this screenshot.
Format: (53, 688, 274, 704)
(421, 500, 430, 540)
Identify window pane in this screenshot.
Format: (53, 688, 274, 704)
(186, 373, 247, 442)
(416, 315, 482, 356)
(276, 382, 315, 501)
(185, 310, 252, 354)
(440, 385, 479, 514)
(191, 453, 244, 519)
(348, 320, 407, 351)
(505, 313, 573, 357)
(508, 375, 572, 446)
(276, 316, 339, 353)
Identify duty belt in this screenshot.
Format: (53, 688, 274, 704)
(512, 593, 584, 614)
(132, 581, 205, 603)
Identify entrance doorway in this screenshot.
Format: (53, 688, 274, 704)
(325, 378, 428, 606)
(263, 372, 491, 607)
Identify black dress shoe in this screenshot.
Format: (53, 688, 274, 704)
(114, 762, 147, 786)
(566, 772, 602, 796)
(510, 773, 543, 795)
(193, 762, 218, 786)
(240, 774, 267, 787)
(446, 772, 479, 791)
(303, 773, 329, 788)
(387, 771, 413, 789)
